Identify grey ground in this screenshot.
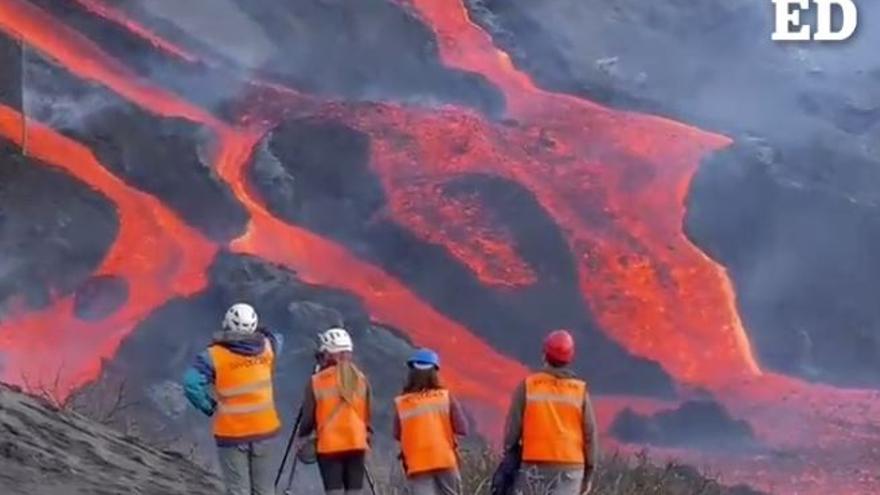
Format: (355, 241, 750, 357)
(0, 384, 222, 495)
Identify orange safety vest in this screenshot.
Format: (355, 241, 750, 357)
(312, 365, 369, 454)
(209, 340, 281, 440)
(521, 372, 587, 464)
(395, 389, 458, 476)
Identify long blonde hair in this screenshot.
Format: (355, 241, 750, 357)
(329, 352, 362, 404)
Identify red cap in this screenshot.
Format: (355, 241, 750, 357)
(543, 329, 575, 365)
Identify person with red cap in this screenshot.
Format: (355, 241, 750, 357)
(500, 330, 598, 495)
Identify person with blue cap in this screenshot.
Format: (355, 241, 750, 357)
(393, 348, 469, 495)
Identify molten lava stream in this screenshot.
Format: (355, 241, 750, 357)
(1, 0, 529, 433)
(393, 0, 762, 386)
(395, 184, 537, 288)
(214, 127, 527, 434)
(8, 0, 880, 491)
(0, 104, 216, 396)
(72, 0, 199, 63)
(341, 103, 756, 386)
(0, 0, 215, 124)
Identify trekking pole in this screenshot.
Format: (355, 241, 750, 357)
(274, 404, 305, 488)
(364, 465, 378, 495)
(274, 360, 321, 489)
(282, 442, 301, 495)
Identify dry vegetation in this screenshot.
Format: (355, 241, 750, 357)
(371, 449, 765, 495)
(20, 368, 141, 426)
(17, 369, 202, 453)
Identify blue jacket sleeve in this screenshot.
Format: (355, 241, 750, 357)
(260, 329, 284, 356)
(183, 350, 217, 417)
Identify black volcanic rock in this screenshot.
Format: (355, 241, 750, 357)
(687, 143, 880, 387)
(254, 118, 383, 231)
(249, 115, 676, 397)
(89, 251, 416, 458)
(0, 32, 22, 112)
(467, 0, 880, 134)
(22, 53, 248, 242)
(610, 400, 756, 451)
(219, 0, 506, 115)
(28, 0, 505, 115)
(0, 139, 118, 313)
(65, 0, 506, 115)
(73, 275, 129, 321)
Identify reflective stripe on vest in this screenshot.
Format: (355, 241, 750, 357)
(526, 392, 583, 408)
(522, 372, 587, 464)
(312, 365, 369, 454)
(209, 340, 281, 440)
(395, 389, 457, 476)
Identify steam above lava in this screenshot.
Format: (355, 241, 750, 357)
(1, 0, 880, 493)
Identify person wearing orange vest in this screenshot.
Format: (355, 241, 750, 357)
(394, 348, 469, 495)
(182, 303, 284, 495)
(502, 330, 598, 495)
(297, 327, 372, 495)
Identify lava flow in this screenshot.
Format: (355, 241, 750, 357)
(0, 103, 216, 395)
(4, 0, 880, 492)
(12, 0, 759, 386)
(71, 0, 199, 63)
(0, 0, 214, 123)
(336, 98, 759, 385)
(0, 0, 530, 435)
(390, 177, 538, 289)
(394, 0, 761, 385)
(218, 124, 529, 426)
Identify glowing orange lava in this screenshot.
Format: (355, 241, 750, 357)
(0, 0, 214, 123)
(0, 103, 216, 395)
(4, 0, 880, 492)
(0, 0, 529, 436)
(395, 0, 763, 385)
(73, 0, 200, 63)
(327, 101, 755, 385)
(216, 126, 528, 432)
(390, 177, 537, 288)
(3, 0, 759, 393)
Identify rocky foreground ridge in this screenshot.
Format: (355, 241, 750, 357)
(0, 383, 222, 495)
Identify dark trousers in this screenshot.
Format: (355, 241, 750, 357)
(317, 450, 366, 494)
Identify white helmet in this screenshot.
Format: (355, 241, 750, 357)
(223, 303, 258, 334)
(318, 327, 353, 354)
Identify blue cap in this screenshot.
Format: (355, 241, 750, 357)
(407, 348, 440, 370)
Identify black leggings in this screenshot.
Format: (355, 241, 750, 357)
(317, 451, 366, 492)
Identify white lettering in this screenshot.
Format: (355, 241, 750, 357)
(772, 0, 811, 41)
(813, 0, 858, 41)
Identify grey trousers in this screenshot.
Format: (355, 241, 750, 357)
(217, 441, 275, 495)
(515, 464, 583, 495)
(408, 468, 462, 495)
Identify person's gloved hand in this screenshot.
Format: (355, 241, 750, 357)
(294, 436, 318, 465)
(198, 397, 217, 417)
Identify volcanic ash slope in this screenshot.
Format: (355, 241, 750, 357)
(0, 384, 222, 495)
